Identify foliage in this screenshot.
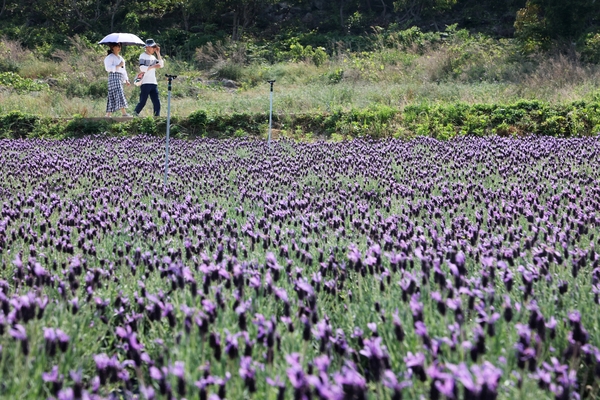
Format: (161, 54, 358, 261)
(515, 0, 600, 54)
(580, 32, 600, 64)
(514, 1, 549, 53)
(2, 100, 600, 139)
(0, 110, 40, 138)
(63, 117, 110, 138)
(0, 0, 597, 65)
(393, 0, 458, 19)
(288, 40, 329, 66)
(187, 109, 209, 135)
(0, 72, 49, 93)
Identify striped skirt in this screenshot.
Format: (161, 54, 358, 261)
(106, 72, 127, 113)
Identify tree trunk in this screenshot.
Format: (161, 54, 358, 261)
(0, 0, 6, 18)
(242, 2, 253, 32)
(109, 0, 124, 32)
(339, 0, 344, 28)
(232, 9, 239, 41)
(71, 0, 93, 29)
(182, 4, 190, 31)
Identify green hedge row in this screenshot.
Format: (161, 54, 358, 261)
(1, 100, 600, 140)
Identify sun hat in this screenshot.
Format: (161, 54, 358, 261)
(145, 39, 159, 48)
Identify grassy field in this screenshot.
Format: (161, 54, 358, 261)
(1, 31, 599, 119)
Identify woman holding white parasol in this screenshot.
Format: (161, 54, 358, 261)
(98, 33, 145, 117)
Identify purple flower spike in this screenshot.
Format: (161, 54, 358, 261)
(42, 365, 64, 396)
(333, 361, 367, 399)
(383, 370, 411, 400)
(9, 324, 28, 355)
(149, 366, 163, 381)
(44, 327, 58, 356)
(56, 329, 70, 353)
(360, 336, 389, 382)
(314, 354, 331, 373)
(57, 387, 74, 400)
(141, 384, 156, 400)
(171, 361, 186, 396)
(405, 352, 426, 381)
(266, 375, 286, 400)
(239, 356, 257, 393)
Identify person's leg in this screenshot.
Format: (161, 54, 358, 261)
(135, 84, 151, 115)
(149, 85, 161, 116)
(106, 75, 118, 117)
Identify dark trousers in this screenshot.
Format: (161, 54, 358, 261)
(135, 84, 160, 116)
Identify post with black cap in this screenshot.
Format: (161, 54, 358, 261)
(267, 80, 275, 147)
(164, 74, 177, 186)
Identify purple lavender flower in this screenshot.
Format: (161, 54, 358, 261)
(225, 330, 240, 359)
(473, 362, 502, 400)
(9, 324, 28, 355)
(209, 331, 222, 361)
(333, 361, 367, 400)
(69, 369, 83, 399)
(56, 329, 70, 353)
(42, 365, 63, 396)
(44, 327, 58, 356)
(171, 361, 186, 396)
(414, 321, 432, 349)
(313, 318, 332, 352)
(359, 336, 388, 382)
(266, 375, 286, 400)
(57, 387, 74, 400)
(404, 352, 426, 381)
(239, 356, 257, 393)
(94, 353, 111, 385)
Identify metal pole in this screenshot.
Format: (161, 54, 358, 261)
(267, 80, 275, 147)
(164, 74, 177, 187)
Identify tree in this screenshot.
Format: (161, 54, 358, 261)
(206, 0, 277, 40)
(515, 0, 600, 42)
(393, 0, 457, 26)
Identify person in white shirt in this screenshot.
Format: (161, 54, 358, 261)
(134, 39, 165, 117)
(103, 43, 131, 117)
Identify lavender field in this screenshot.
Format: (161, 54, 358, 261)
(0, 136, 599, 400)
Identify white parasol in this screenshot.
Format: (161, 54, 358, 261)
(98, 33, 145, 46)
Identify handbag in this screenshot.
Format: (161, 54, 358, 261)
(134, 72, 145, 87)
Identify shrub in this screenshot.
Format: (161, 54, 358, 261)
(187, 109, 208, 135)
(325, 68, 344, 84)
(580, 32, 600, 64)
(287, 39, 329, 66)
(65, 79, 108, 99)
(0, 100, 599, 139)
(514, 2, 550, 54)
(0, 111, 40, 138)
(213, 62, 244, 81)
(0, 72, 49, 93)
(63, 117, 110, 138)
(134, 116, 159, 135)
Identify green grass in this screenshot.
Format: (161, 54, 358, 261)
(0, 32, 599, 120)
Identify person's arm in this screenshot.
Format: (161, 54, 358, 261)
(121, 57, 130, 84)
(139, 54, 149, 73)
(155, 47, 164, 69)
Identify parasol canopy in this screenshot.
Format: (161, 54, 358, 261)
(98, 33, 145, 46)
